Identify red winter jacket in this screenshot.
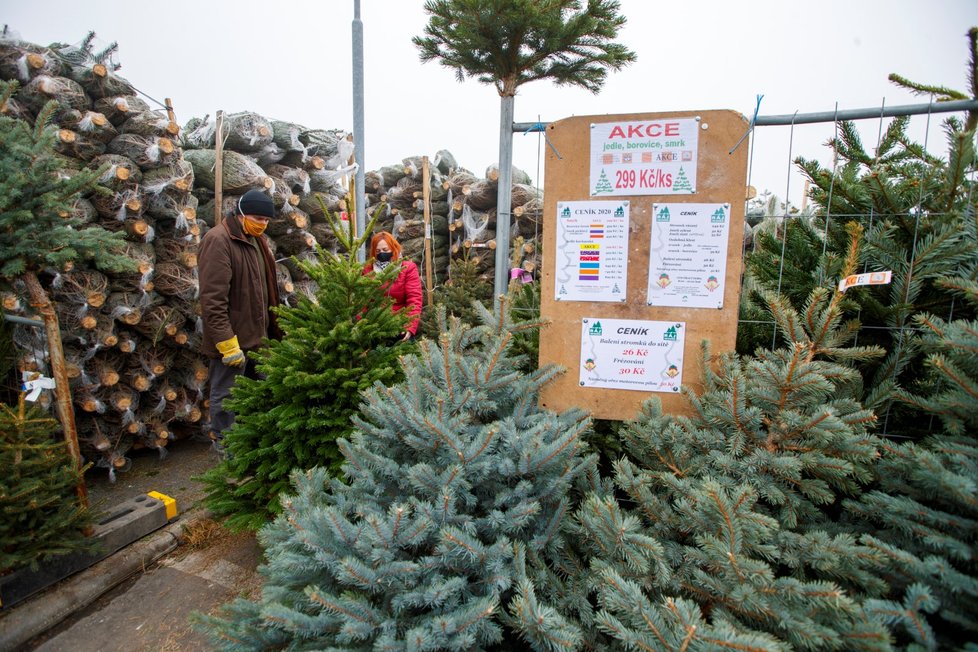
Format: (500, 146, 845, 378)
(363, 260, 423, 336)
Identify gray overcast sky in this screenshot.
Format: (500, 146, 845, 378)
(4, 1, 975, 203)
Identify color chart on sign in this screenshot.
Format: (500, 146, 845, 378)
(554, 200, 629, 302)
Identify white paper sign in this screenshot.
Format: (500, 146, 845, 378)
(590, 118, 700, 197)
(554, 200, 629, 302)
(580, 318, 685, 393)
(647, 203, 730, 309)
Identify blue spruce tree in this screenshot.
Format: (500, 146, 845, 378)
(200, 297, 598, 650)
(577, 229, 902, 650)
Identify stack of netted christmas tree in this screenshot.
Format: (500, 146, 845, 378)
(0, 31, 207, 474)
(182, 114, 545, 303)
(1, 28, 547, 479)
(179, 111, 354, 307)
(441, 162, 542, 282)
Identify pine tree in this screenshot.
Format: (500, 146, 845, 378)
(743, 30, 978, 434)
(200, 205, 411, 531)
(199, 298, 598, 651)
(844, 268, 978, 648)
(0, 394, 97, 573)
(576, 228, 903, 650)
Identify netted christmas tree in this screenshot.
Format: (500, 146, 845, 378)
(200, 205, 411, 531)
(418, 254, 493, 339)
(0, 394, 98, 573)
(199, 297, 599, 651)
(575, 227, 906, 650)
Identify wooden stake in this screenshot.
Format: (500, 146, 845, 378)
(21, 272, 88, 511)
(164, 98, 177, 125)
(345, 134, 356, 234)
(422, 156, 434, 306)
(214, 110, 225, 226)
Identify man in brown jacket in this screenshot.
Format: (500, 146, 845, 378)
(198, 189, 282, 452)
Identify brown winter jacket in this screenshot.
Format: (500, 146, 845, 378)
(198, 215, 282, 359)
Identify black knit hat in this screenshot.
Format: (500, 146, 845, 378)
(238, 189, 275, 219)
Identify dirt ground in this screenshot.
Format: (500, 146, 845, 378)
(21, 436, 266, 652)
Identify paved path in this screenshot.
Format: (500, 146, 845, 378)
(31, 528, 261, 652)
(10, 438, 265, 652)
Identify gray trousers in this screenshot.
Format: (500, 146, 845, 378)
(208, 357, 260, 439)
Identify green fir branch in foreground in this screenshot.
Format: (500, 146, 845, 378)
(0, 397, 98, 574)
(199, 245, 410, 531)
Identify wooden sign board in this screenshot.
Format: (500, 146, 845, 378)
(538, 110, 749, 421)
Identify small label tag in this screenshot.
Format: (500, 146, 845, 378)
(21, 371, 56, 402)
(838, 271, 893, 293)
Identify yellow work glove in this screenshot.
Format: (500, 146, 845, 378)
(216, 335, 246, 367)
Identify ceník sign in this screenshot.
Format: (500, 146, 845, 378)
(579, 317, 686, 393)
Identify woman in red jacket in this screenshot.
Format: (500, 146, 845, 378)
(364, 231, 423, 340)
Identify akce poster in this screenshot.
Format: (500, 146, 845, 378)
(580, 318, 685, 393)
(555, 200, 629, 302)
(590, 118, 700, 197)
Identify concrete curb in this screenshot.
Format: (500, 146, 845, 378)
(0, 509, 212, 651)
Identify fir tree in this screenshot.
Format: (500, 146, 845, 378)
(0, 80, 133, 371)
(200, 206, 411, 531)
(507, 272, 541, 375)
(576, 228, 901, 650)
(418, 254, 493, 339)
(199, 298, 598, 650)
(844, 268, 978, 648)
(0, 80, 132, 289)
(0, 394, 98, 573)
(743, 30, 978, 433)
(0, 80, 130, 560)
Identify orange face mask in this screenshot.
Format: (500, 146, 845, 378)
(242, 216, 268, 237)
